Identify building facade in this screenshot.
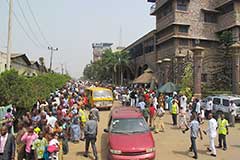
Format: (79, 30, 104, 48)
(125, 0, 240, 91)
(92, 43, 113, 62)
(0, 52, 45, 76)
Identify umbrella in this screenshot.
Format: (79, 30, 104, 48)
(132, 68, 158, 84)
(158, 82, 179, 93)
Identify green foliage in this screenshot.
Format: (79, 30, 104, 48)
(83, 50, 130, 84)
(0, 70, 70, 110)
(218, 31, 234, 48)
(179, 63, 193, 100)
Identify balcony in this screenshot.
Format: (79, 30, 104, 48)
(150, 4, 156, 15)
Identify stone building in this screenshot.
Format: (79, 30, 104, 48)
(125, 0, 240, 93)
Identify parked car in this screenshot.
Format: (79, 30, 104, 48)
(104, 106, 155, 160)
(201, 95, 240, 119)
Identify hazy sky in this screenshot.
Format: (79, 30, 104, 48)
(0, 0, 155, 78)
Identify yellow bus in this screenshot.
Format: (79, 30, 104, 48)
(85, 87, 113, 110)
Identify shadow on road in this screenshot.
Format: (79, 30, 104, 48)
(76, 151, 95, 160)
(101, 133, 108, 160)
(172, 149, 209, 158)
(172, 150, 192, 158)
(231, 145, 240, 148)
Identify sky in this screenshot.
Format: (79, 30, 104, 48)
(0, 0, 155, 78)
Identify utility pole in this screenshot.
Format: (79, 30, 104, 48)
(48, 46, 58, 71)
(6, 0, 13, 70)
(61, 64, 64, 75)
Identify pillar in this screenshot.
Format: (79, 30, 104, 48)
(191, 46, 204, 99)
(156, 60, 162, 85)
(175, 54, 185, 84)
(163, 58, 171, 84)
(230, 42, 240, 94)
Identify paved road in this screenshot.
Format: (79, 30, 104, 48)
(64, 102, 240, 160)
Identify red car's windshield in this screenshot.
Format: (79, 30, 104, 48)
(110, 118, 149, 134)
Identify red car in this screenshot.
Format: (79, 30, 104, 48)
(104, 107, 156, 160)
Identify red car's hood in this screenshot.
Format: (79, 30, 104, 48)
(109, 132, 155, 152)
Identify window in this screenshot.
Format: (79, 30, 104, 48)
(204, 12, 217, 23)
(202, 74, 207, 82)
(213, 98, 220, 105)
(178, 25, 189, 33)
(219, 2, 234, 15)
(178, 39, 189, 46)
(157, 2, 173, 19)
(110, 118, 149, 134)
(223, 99, 229, 107)
(177, 0, 188, 11)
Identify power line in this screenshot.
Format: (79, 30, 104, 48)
(25, 0, 50, 46)
(16, 0, 45, 48)
(5, 0, 41, 48)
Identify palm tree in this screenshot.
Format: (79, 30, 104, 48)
(102, 50, 129, 85)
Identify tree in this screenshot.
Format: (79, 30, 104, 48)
(217, 31, 234, 90)
(83, 50, 130, 85)
(180, 63, 193, 100)
(0, 69, 70, 113)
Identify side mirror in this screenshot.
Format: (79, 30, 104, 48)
(104, 128, 109, 133)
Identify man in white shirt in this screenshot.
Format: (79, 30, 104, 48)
(180, 94, 187, 112)
(47, 112, 57, 128)
(229, 101, 237, 127)
(203, 113, 217, 157)
(205, 98, 213, 118)
(137, 99, 146, 111)
(195, 99, 201, 115)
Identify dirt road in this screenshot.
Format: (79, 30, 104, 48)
(63, 102, 240, 160)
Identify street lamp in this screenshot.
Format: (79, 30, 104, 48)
(48, 46, 58, 71)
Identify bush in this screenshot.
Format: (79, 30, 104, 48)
(0, 70, 70, 110)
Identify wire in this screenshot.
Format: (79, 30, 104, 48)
(25, 0, 51, 46)
(16, 0, 46, 48)
(13, 11, 41, 48)
(5, 0, 42, 48)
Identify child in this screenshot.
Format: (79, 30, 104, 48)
(48, 133, 60, 160)
(32, 132, 48, 160)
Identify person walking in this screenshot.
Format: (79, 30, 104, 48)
(217, 114, 229, 151)
(171, 100, 179, 126)
(90, 105, 100, 122)
(70, 116, 81, 143)
(229, 101, 237, 127)
(154, 105, 165, 133)
(149, 104, 156, 127)
(203, 113, 217, 157)
(183, 113, 203, 159)
(205, 98, 213, 119)
(21, 126, 38, 160)
(0, 125, 15, 160)
(32, 132, 48, 160)
(180, 94, 187, 112)
(83, 113, 98, 160)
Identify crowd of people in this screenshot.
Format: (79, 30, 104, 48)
(115, 86, 234, 159)
(0, 81, 237, 160)
(0, 81, 100, 160)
